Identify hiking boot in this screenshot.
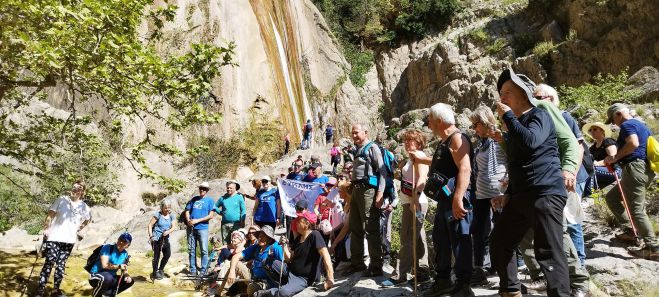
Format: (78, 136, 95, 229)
(451, 283, 475, 297)
(33, 288, 44, 297)
(470, 268, 489, 286)
(614, 230, 638, 244)
(570, 288, 588, 297)
(628, 245, 659, 261)
(363, 267, 383, 277)
(499, 291, 522, 297)
(156, 270, 165, 280)
(342, 265, 367, 276)
(525, 276, 547, 292)
(423, 278, 455, 297)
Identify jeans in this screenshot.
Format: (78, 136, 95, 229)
(433, 196, 473, 284)
(261, 272, 308, 297)
(583, 166, 620, 197)
(567, 181, 586, 265)
(471, 198, 492, 269)
(187, 228, 209, 274)
(380, 208, 393, 263)
(491, 194, 570, 297)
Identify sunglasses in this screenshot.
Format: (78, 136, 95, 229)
(199, 187, 209, 192)
(534, 95, 550, 100)
(261, 179, 269, 183)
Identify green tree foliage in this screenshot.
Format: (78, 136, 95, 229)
(0, 0, 235, 209)
(312, 0, 460, 86)
(559, 70, 639, 119)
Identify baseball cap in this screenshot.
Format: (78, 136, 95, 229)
(605, 103, 628, 124)
(497, 68, 538, 106)
(118, 232, 132, 243)
(297, 211, 317, 225)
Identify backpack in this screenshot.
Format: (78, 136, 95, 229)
(325, 126, 333, 136)
(581, 141, 595, 176)
(304, 123, 313, 135)
(647, 136, 659, 172)
(330, 147, 339, 157)
(359, 142, 397, 201)
(84, 244, 112, 272)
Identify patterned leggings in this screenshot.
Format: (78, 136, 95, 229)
(38, 241, 74, 290)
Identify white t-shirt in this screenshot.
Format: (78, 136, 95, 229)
(47, 196, 91, 244)
(400, 152, 429, 205)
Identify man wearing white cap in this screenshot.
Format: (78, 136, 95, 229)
(253, 175, 281, 229)
(184, 181, 216, 275)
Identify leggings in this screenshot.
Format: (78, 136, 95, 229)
(152, 237, 171, 273)
(38, 241, 74, 290)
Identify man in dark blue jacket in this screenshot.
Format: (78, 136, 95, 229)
(489, 69, 570, 297)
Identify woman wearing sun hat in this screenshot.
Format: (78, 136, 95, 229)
(582, 121, 621, 197)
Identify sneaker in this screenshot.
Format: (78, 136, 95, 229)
(381, 277, 407, 287)
(499, 291, 522, 297)
(156, 270, 165, 280)
(570, 288, 588, 297)
(451, 283, 475, 297)
(614, 230, 638, 243)
(422, 278, 455, 297)
(628, 245, 659, 261)
(341, 265, 367, 276)
(470, 268, 489, 286)
(525, 276, 547, 292)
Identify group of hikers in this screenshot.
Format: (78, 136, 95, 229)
(34, 68, 658, 297)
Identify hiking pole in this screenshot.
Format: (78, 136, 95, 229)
(608, 165, 640, 241)
(115, 256, 130, 296)
(411, 162, 418, 297)
(20, 238, 43, 297)
(278, 227, 291, 297)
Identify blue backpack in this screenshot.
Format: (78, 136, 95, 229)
(359, 142, 397, 201)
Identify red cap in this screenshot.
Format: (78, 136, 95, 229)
(297, 211, 317, 224)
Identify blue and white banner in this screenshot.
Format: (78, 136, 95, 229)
(277, 179, 323, 217)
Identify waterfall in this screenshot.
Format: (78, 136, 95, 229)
(250, 0, 313, 143)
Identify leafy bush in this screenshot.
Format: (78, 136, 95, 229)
(468, 28, 489, 44)
(185, 118, 283, 179)
(142, 191, 169, 206)
(312, 0, 460, 86)
(486, 38, 507, 55)
(558, 70, 640, 119)
(532, 40, 556, 57)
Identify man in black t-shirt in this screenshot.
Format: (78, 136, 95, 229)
(255, 211, 334, 297)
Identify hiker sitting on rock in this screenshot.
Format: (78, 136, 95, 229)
(212, 230, 250, 287)
(254, 211, 335, 297)
(147, 199, 176, 281)
(36, 180, 91, 297)
(88, 232, 134, 297)
(226, 225, 285, 295)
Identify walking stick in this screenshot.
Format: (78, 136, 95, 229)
(608, 165, 639, 240)
(115, 256, 130, 296)
(278, 227, 291, 297)
(411, 162, 418, 297)
(20, 240, 42, 297)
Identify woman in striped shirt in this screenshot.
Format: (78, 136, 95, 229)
(469, 106, 508, 285)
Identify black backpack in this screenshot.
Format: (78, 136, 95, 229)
(581, 141, 595, 176)
(84, 244, 113, 272)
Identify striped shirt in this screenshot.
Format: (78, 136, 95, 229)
(474, 138, 507, 199)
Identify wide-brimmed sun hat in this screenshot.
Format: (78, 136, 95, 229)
(582, 121, 612, 139)
(258, 225, 277, 241)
